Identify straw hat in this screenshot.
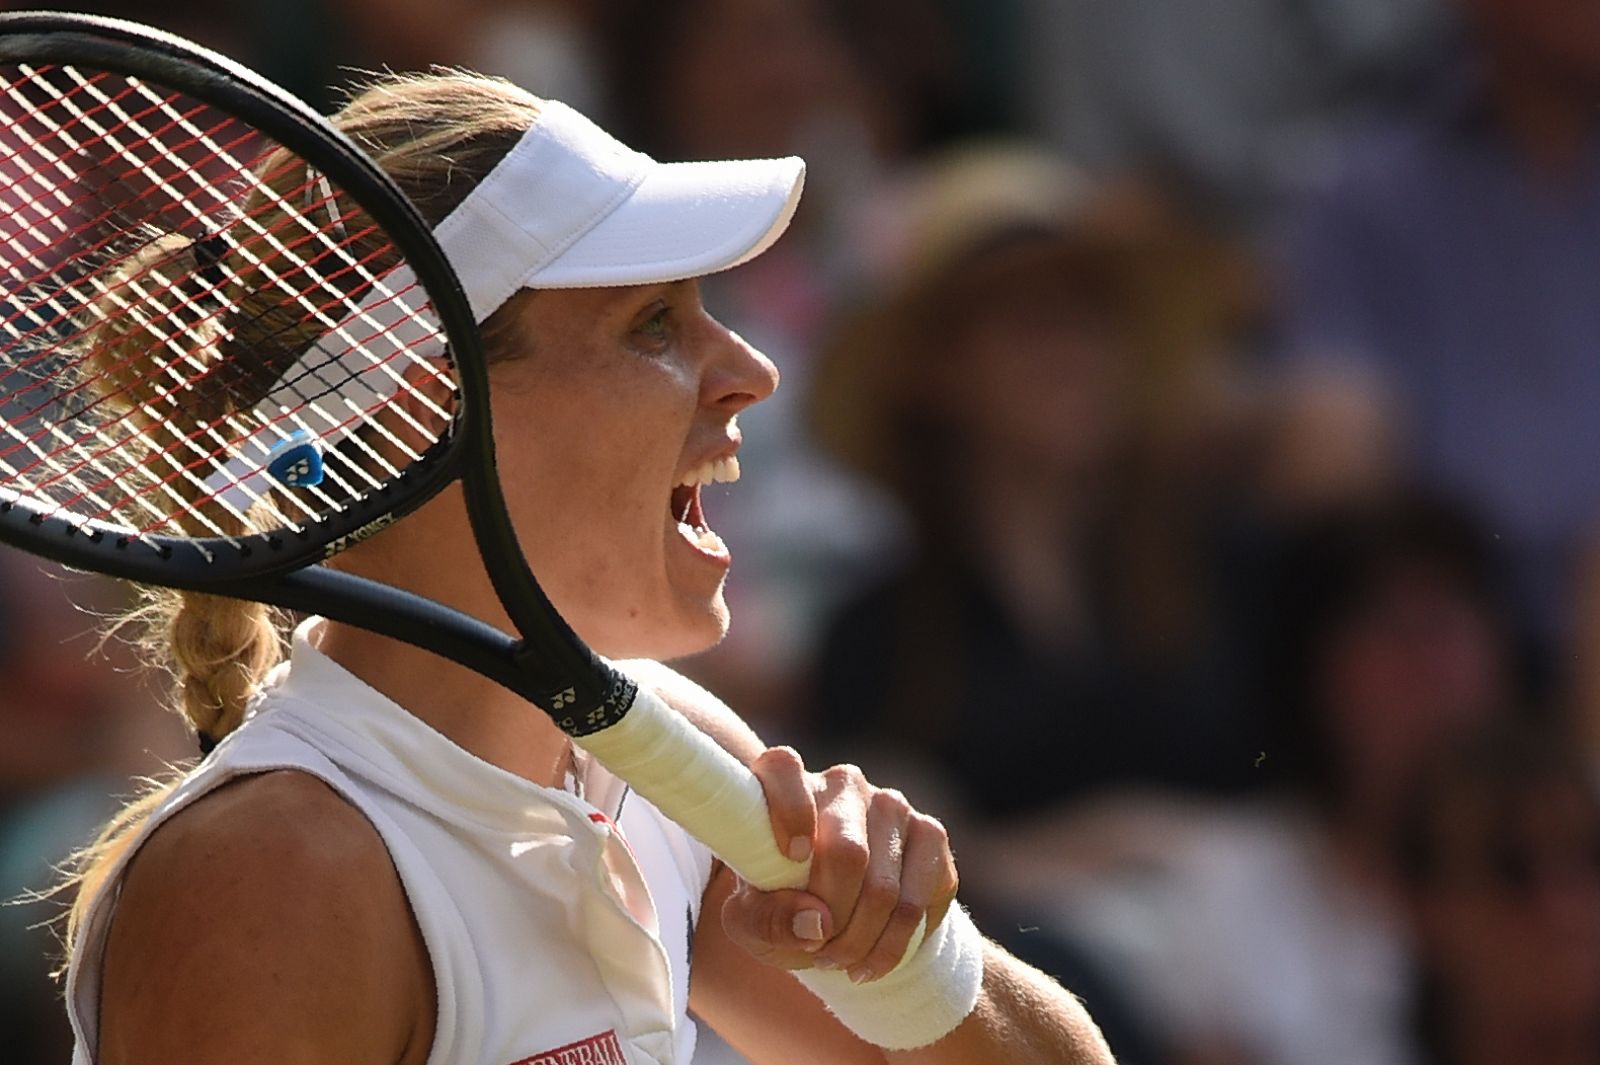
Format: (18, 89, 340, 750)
(809, 142, 1244, 502)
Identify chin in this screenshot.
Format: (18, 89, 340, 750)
(584, 596, 730, 663)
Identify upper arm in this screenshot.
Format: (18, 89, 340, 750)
(690, 864, 886, 1065)
(97, 770, 433, 1065)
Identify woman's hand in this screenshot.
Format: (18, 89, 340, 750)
(719, 747, 959, 984)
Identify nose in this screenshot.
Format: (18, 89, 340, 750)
(704, 322, 780, 412)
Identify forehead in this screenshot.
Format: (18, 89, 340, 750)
(523, 279, 699, 322)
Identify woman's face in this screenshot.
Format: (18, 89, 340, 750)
(486, 280, 778, 661)
(1320, 567, 1508, 781)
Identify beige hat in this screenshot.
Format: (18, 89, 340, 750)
(809, 143, 1252, 500)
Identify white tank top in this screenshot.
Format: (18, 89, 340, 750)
(67, 624, 716, 1065)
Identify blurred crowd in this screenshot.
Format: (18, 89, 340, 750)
(7, 1, 1600, 1063)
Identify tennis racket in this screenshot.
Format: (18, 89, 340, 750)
(0, 11, 809, 893)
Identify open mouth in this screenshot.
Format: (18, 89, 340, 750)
(671, 454, 739, 558)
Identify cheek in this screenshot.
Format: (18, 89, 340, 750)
(494, 417, 655, 562)
(485, 360, 693, 632)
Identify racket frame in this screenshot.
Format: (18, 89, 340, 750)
(0, 13, 814, 897)
(0, 12, 623, 725)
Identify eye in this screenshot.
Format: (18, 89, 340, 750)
(631, 302, 672, 353)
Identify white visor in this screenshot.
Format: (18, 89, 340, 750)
(203, 100, 804, 512)
(442, 100, 806, 319)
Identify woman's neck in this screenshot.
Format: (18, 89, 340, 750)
(315, 492, 576, 790)
(313, 619, 575, 789)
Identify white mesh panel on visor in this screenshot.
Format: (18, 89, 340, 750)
(203, 269, 447, 512)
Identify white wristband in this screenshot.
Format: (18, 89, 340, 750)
(793, 903, 985, 1051)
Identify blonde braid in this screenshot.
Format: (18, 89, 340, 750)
(168, 594, 285, 747)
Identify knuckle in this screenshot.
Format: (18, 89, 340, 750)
(892, 899, 926, 928)
(831, 836, 871, 872)
(757, 745, 805, 773)
(861, 875, 901, 910)
(870, 788, 910, 816)
(911, 813, 949, 846)
(766, 904, 791, 946)
(823, 763, 864, 787)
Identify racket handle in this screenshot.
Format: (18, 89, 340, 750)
(575, 685, 810, 891)
(577, 686, 930, 970)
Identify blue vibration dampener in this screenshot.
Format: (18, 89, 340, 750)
(265, 432, 325, 489)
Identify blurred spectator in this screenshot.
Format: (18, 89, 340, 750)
(1018, 0, 1450, 225)
(58, 0, 344, 110)
(1279, 0, 1600, 644)
(599, 0, 976, 165)
(0, 550, 188, 1062)
(328, 0, 604, 115)
(1395, 723, 1600, 1065)
(1258, 494, 1539, 826)
(805, 146, 1261, 828)
(985, 493, 1539, 1065)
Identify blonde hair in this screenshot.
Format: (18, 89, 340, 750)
(62, 70, 542, 954)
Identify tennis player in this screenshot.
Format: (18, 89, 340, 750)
(61, 72, 1116, 1065)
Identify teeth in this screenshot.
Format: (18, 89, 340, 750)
(677, 521, 727, 555)
(677, 454, 741, 488)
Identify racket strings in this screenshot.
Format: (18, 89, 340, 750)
(0, 174, 352, 530)
(53, 234, 444, 538)
(0, 112, 258, 351)
(0, 69, 277, 542)
(0, 128, 435, 448)
(0, 62, 462, 553)
(10, 199, 375, 460)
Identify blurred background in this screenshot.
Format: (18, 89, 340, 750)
(6, 1, 1600, 1063)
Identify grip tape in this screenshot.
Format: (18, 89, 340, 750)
(576, 685, 928, 967)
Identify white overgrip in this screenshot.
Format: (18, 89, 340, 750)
(574, 684, 809, 891)
(575, 683, 929, 970)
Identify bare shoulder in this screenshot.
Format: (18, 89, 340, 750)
(98, 770, 433, 1065)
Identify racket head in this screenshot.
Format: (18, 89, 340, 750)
(0, 11, 490, 588)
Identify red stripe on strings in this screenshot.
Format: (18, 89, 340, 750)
(0, 106, 264, 360)
(0, 145, 327, 394)
(0, 166, 356, 438)
(80, 286, 446, 532)
(2, 217, 389, 482)
(32, 270, 429, 528)
(21, 231, 399, 510)
(0, 99, 254, 343)
(0, 74, 151, 262)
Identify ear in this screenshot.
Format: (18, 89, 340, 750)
(391, 356, 458, 449)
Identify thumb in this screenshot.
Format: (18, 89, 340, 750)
(720, 884, 834, 968)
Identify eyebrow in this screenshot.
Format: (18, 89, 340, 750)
(621, 278, 697, 310)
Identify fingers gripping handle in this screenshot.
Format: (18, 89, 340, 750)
(576, 687, 929, 969)
(574, 685, 810, 891)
